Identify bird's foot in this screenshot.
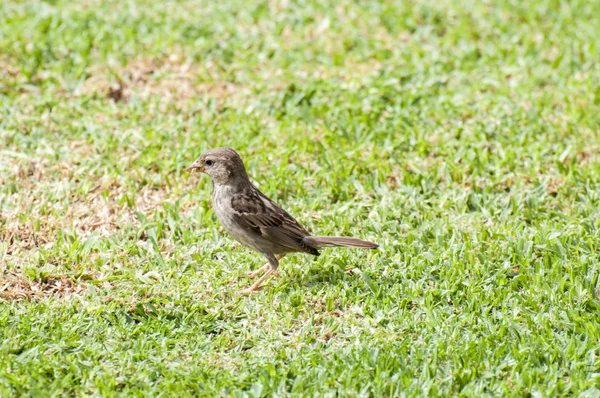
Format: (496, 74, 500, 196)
(244, 266, 268, 279)
(237, 268, 278, 295)
(245, 259, 282, 279)
(236, 286, 262, 295)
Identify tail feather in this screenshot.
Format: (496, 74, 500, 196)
(303, 236, 379, 249)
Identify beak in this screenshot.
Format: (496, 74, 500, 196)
(186, 160, 204, 173)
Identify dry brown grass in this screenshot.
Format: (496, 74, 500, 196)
(78, 55, 250, 106)
(1, 185, 176, 255)
(76, 52, 387, 110)
(0, 154, 188, 256)
(0, 271, 87, 301)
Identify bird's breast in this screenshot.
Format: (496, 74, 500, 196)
(211, 186, 235, 225)
(211, 185, 256, 248)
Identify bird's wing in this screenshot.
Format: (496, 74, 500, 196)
(230, 189, 319, 255)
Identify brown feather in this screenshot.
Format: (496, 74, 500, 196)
(302, 236, 379, 249)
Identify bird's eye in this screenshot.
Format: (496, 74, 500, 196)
(205, 159, 214, 166)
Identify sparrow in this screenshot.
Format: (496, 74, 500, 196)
(186, 147, 378, 295)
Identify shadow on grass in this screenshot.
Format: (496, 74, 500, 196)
(289, 259, 385, 290)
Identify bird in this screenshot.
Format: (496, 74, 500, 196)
(186, 147, 378, 295)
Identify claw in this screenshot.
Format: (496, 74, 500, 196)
(244, 265, 268, 279)
(237, 268, 275, 295)
(236, 287, 261, 295)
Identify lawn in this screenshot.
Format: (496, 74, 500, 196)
(1, 0, 600, 396)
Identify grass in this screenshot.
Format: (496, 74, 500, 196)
(1, 0, 600, 395)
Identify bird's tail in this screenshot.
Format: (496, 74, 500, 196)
(303, 236, 379, 249)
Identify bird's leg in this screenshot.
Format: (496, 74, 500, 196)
(237, 253, 280, 295)
(244, 255, 284, 278)
(237, 268, 276, 295)
(244, 263, 269, 278)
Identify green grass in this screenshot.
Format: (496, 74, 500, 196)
(1, 0, 600, 395)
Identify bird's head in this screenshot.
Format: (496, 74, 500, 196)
(186, 147, 248, 185)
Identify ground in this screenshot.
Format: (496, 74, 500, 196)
(1, 0, 600, 396)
